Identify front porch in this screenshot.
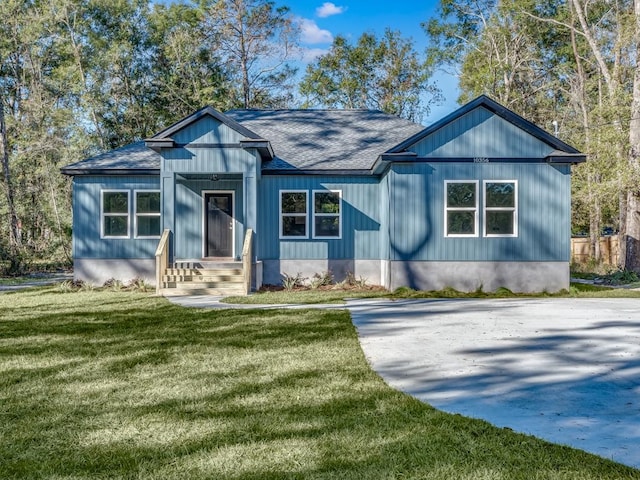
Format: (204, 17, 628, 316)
(155, 229, 259, 296)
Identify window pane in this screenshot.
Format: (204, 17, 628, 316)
(486, 211, 514, 235)
(315, 216, 339, 237)
(447, 183, 476, 208)
(282, 192, 306, 213)
(103, 192, 128, 213)
(104, 216, 128, 236)
(136, 191, 160, 213)
(137, 216, 161, 237)
(486, 183, 515, 208)
(315, 192, 340, 214)
(282, 215, 306, 236)
(447, 211, 475, 235)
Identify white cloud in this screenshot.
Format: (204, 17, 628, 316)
(299, 18, 333, 44)
(316, 2, 346, 18)
(300, 47, 330, 62)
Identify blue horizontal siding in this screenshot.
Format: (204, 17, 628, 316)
(389, 163, 571, 262)
(257, 176, 382, 260)
(72, 176, 160, 259)
(410, 107, 554, 158)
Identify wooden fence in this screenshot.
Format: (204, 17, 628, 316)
(571, 235, 619, 265)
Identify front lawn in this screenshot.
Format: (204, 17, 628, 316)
(224, 281, 640, 304)
(0, 288, 637, 479)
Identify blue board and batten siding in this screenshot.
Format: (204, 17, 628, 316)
(385, 107, 571, 263)
(72, 176, 160, 259)
(174, 178, 244, 259)
(388, 163, 571, 262)
(257, 176, 383, 261)
(410, 107, 554, 158)
(171, 116, 245, 145)
(159, 115, 260, 259)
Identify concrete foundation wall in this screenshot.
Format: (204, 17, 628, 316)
(74, 259, 156, 286)
(389, 261, 569, 293)
(262, 259, 382, 286)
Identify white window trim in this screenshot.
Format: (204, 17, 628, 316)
(444, 180, 479, 237)
(134, 190, 161, 239)
(279, 189, 308, 239)
(101, 189, 130, 239)
(483, 180, 518, 237)
(312, 189, 342, 239)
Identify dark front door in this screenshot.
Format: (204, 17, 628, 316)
(205, 192, 233, 258)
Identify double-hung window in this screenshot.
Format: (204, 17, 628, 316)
(445, 181, 478, 237)
(313, 190, 341, 238)
(135, 190, 161, 238)
(102, 190, 130, 238)
(484, 181, 517, 236)
(280, 190, 308, 238)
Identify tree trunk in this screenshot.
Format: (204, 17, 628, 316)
(0, 100, 20, 249)
(624, 0, 640, 272)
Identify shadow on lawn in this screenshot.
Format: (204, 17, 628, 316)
(0, 291, 637, 479)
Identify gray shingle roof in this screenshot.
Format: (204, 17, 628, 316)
(61, 142, 160, 174)
(62, 109, 425, 174)
(225, 109, 424, 171)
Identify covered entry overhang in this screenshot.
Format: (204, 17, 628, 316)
(177, 173, 242, 260)
(163, 172, 255, 262)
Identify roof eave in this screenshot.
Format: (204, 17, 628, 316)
(144, 138, 175, 152)
(60, 168, 160, 176)
(372, 152, 418, 175)
(239, 139, 274, 160)
(545, 152, 587, 164)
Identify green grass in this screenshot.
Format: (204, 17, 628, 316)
(0, 288, 638, 479)
(224, 281, 640, 304)
(223, 288, 390, 304)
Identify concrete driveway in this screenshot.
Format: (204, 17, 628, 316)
(348, 298, 640, 469)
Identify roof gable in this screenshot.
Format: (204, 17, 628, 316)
(148, 106, 262, 144)
(389, 95, 584, 162)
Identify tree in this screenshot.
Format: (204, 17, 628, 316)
(148, 2, 234, 121)
(299, 29, 441, 122)
(624, 0, 640, 271)
(203, 0, 299, 109)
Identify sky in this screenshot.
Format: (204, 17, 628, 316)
(284, 0, 460, 123)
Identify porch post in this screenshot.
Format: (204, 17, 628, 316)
(161, 170, 175, 262)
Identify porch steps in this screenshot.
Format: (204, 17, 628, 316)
(160, 262, 245, 296)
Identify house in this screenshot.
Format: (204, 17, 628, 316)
(61, 95, 586, 294)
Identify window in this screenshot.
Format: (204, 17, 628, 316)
(445, 181, 478, 236)
(135, 190, 161, 238)
(280, 190, 308, 238)
(102, 190, 129, 238)
(313, 190, 341, 238)
(484, 181, 517, 237)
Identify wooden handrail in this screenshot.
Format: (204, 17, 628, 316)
(242, 229, 253, 295)
(155, 229, 171, 295)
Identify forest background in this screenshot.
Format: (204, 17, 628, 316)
(2, 0, 640, 274)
